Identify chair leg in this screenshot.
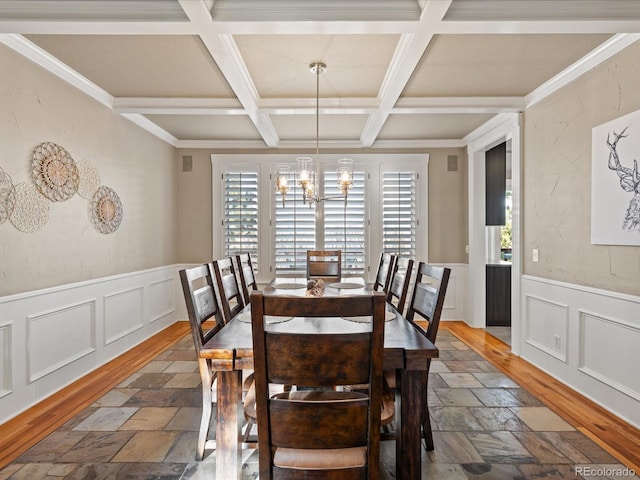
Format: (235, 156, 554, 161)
(422, 400, 434, 451)
(197, 387, 213, 460)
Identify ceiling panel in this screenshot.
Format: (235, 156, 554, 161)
(403, 34, 612, 97)
(25, 35, 235, 98)
(378, 113, 496, 140)
(144, 114, 262, 141)
(234, 34, 400, 98)
(272, 114, 368, 141)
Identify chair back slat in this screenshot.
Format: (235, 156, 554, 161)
(211, 258, 245, 323)
(373, 253, 396, 293)
(386, 258, 414, 315)
(306, 250, 341, 281)
(235, 253, 258, 304)
(406, 262, 451, 344)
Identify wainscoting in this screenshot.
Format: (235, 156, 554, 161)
(0, 265, 185, 424)
(520, 275, 640, 429)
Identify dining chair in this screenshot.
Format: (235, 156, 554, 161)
(306, 249, 341, 282)
(179, 264, 256, 460)
(373, 252, 396, 293)
(250, 291, 386, 480)
(405, 262, 451, 450)
(211, 257, 245, 323)
(386, 257, 414, 316)
(235, 253, 258, 305)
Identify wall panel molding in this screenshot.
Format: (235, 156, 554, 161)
(578, 310, 640, 402)
(104, 286, 144, 345)
(524, 294, 569, 363)
(521, 275, 640, 429)
(27, 299, 96, 383)
(0, 264, 182, 424)
(0, 321, 12, 399)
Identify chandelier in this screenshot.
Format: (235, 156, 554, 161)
(275, 62, 354, 207)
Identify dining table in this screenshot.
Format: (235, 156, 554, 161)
(199, 277, 438, 480)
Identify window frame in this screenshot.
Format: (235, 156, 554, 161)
(211, 154, 428, 284)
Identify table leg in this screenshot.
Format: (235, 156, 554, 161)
(216, 369, 243, 480)
(396, 369, 425, 480)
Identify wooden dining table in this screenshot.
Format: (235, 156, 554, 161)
(199, 277, 438, 480)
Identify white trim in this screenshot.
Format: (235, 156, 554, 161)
(526, 33, 640, 107)
(521, 274, 640, 304)
(0, 33, 113, 108)
(120, 114, 178, 146)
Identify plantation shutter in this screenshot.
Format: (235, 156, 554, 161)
(382, 171, 417, 258)
(223, 171, 259, 271)
(323, 171, 366, 274)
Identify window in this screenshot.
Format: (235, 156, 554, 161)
(382, 171, 417, 258)
(323, 171, 366, 274)
(214, 154, 427, 281)
(222, 171, 259, 270)
(274, 171, 316, 274)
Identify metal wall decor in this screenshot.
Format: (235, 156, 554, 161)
(0, 166, 16, 224)
(10, 182, 50, 233)
(31, 142, 79, 202)
(76, 159, 101, 199)
(90, 185, 123, 234)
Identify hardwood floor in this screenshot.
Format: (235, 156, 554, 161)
(1, 320, 638, 474)
(0, 322, 190, 470)
(443, 321, 640, 472)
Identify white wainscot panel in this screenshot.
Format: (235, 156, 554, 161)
(525, 295, 568, 363)
(440, 264, 466, 321)
(149, 277, 175, 323)
(104, 287, 144, 345)
(28, 300, 96, 383)
(579, 311, 640, 401)
(0, 321, 12, 398)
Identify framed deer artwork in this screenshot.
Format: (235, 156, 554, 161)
(592, 109, 640, 246)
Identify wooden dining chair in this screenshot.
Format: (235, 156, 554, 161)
(386, 257, 414, 315)
(373, 252, 396, 293)
(211, 257, 245, 323)
(250, 291, 386, 480)
(235, 253, 258, 305)
(306, 249, 341, 282)
(405, 262, 451, 450)
(179, 264, 256, 460)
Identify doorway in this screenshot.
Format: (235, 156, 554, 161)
(466, 114, 522, 354)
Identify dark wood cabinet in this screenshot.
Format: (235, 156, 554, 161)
(486, 264, 511, 326)
(485, 142, 506, 226)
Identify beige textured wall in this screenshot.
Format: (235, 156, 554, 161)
(0, 45, 178, 296)
(428, 148, 468, 263)
(176, 149, 213, 263)
(176, 147, 469, 265)
(524, 41, 640, 296)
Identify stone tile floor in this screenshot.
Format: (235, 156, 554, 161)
(1, 330, 637, 479)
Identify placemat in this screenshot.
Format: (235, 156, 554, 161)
(328, 282, 363, 289)
(270, 283, 307, 290)
(342, 306, 398, 323)
(236, 310, 293, 324)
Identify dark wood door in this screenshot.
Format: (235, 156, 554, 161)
(486, 264, 511, 326)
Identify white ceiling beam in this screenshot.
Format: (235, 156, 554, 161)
(360, 0, 454, 147)
(113, 97, 244, 115)
(0, 33, 113, 107)
(0, 21, 197, 35)
(121, 114, 178, 146)
(435, 20, 640, 35)
(178, 0, 279, 148)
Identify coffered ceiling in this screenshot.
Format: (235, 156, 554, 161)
(1, 0, 639, 149)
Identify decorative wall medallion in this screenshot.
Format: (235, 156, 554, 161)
(31, 142, 79, 202)
(76, 160, 101, 199)
(90, 186, 123, 234)
(0, 166, 16, 225)
(10, 182, 50, 233)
